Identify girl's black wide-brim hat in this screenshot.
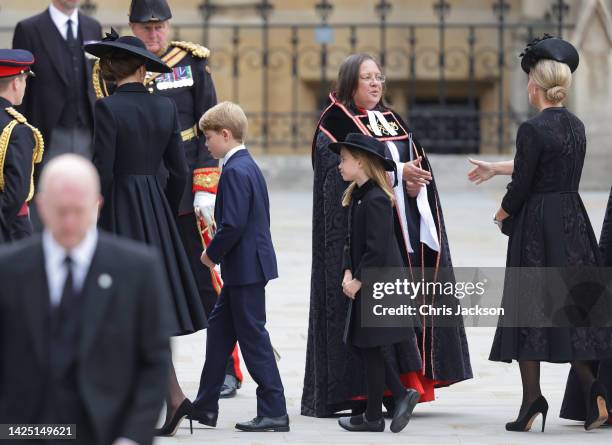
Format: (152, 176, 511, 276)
(329, 133, 396, 172)
(520, 34, 579, 74)
(84, 28, 172, 73)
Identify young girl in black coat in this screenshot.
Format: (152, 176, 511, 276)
(330, 133, 420, 433)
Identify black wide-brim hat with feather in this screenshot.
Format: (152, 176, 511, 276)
(329, 133, 396, 173)
(520, 34, 579, 74)
(84, 28, 172, 73)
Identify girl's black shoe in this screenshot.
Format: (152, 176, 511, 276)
(505, 395, 548, 432)
(155, 398, 194, 436)
(338, 413, 385, 432)
(585, 380, 609, 431)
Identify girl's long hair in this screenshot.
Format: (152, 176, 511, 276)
(341, 148, 395, 207)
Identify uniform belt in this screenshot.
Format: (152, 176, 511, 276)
(181, 124, 198, 142)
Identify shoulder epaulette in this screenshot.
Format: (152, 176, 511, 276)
(170, 41, 211, 59)
(92, 59, 110, 99)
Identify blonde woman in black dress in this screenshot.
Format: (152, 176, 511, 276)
(479, 35, 612, 432)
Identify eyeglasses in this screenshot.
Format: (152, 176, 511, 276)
(359, 74, 386, 84)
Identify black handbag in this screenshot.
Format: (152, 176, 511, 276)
(501, 216, 514, 236)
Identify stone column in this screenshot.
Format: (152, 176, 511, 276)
(572, 0, 612, 190)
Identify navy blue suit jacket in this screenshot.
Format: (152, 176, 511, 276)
(206, 149, 278, 286)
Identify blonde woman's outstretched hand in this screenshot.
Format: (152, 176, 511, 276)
(467, 158, 496, 185)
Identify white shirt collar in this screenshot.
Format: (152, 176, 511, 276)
(42, 225, 98, 269)
(222, 144, 246, 166)
(48, 4, 79, 38)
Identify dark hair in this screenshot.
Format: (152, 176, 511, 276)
(99, 50, 145, 82)
(335, 53, 385, 109)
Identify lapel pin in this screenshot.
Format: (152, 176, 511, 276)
(98, 273, 113, 289)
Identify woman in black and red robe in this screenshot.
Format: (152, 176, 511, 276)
(302, 53, 472, 418)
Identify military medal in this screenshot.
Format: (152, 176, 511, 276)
(155, 65, 194, 90)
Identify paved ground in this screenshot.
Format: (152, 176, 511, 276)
(156, 166, 611, 445)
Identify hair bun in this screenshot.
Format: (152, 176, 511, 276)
(546, 86, 567, 102)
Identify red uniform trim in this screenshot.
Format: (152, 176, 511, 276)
(17, 202, 28, 216)
(193, 167, 220, 194)
(0, 66, 30, 78)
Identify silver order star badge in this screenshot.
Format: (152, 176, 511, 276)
(98, 273, 113, 289)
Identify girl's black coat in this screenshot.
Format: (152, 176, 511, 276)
(342, 180, 415, 348)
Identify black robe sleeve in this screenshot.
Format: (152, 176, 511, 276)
(501, 122, 542, 216)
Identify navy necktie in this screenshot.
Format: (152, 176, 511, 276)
(66, 19, 76, 46)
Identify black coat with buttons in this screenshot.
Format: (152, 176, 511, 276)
(341, 180, 416, 348)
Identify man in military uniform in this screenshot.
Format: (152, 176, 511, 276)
(93, 0, 244, 400)
(0, 49, 44, 243)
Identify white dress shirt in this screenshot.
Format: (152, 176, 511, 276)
(222, 144, 246, 166)
(48, 4, 79, 40)
(42, 226, 98, 307)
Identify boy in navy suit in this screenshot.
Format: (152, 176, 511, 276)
(191, 101, 289, 431)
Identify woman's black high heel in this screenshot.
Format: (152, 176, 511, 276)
(155, 398, 194, 436)
(505, 396, 548, 432)
(585, 380, 609, 431)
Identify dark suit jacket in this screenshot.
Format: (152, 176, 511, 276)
(0, 232, 171, 445)
(12, 9, 101, 142)
(206, 149, 278, 286)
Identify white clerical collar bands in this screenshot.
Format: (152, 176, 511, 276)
(367, 110, 398, 137)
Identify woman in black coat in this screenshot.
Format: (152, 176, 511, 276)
(330, 133, 420, 434)
(490, 36, 612, 432)
(86, 34, 207, 436)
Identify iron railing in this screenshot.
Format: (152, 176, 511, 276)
(0, 0, 574, 153)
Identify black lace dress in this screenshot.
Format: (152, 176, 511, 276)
(489, 107, 612, 364)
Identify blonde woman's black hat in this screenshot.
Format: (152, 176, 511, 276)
(520, 34, 579, 74)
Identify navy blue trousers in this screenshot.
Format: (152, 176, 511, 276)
(193, 282, 286, 417)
